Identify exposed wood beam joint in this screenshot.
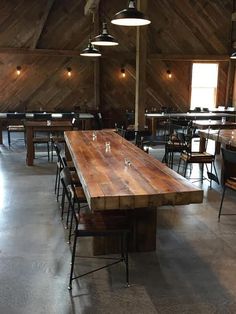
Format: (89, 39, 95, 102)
(148, 54, 229, 61)
(31, 0, 56, 49)
(84, 0, 100, 15)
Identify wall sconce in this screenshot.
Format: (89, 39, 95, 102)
(121, 67, 126, 78)
(67, 67, 72, 77)
(166, 70, 172, 79)
(16, 66, 22, 76)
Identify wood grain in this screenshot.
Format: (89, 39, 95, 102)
(65, 130, 203, 211)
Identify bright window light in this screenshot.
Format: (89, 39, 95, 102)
(190, 63, 219, 110)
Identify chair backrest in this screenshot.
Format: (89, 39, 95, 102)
(221, 148, 236, 184)
(53, 141, 67, 167)
(116, 126, 126, 138)
(94, 112, 103, 130)
(72, 113, 80, 129)
(205, 127, 221, 156)
(60, 167, 80, 222)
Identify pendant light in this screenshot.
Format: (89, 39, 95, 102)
(92, 22, 119, 46)
(230, 52, 236, 59)
(80, 38, 101, 57)
(111, 0, 151, 27)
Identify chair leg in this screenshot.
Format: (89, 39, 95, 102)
(61, 188, 65, 220)
(8, 130, 11, 147)
(184, 161, 188, 177)
(68, 230, 78, 290)
(54, 166, 59, 194)
(47, 142, 50, 161)
(56, 171, 61, 202)
(218, 186, 226, 222)
(68, 211, 74, 244)
(124, 232, 129, 287)
(170, 151, 174, 169)
(201, 163, 204, 183)
(177, 157, 181, 173)
(210, 163, 213, 188)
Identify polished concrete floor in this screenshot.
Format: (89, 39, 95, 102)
(0, 133, 236, 314)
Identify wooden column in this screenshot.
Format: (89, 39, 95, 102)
(94, 10, 101, 110)
(226, 0, 236, 107)
(135, 0, 148, 130)
(225, 60, 235, 106)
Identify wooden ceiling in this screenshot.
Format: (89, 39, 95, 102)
(0, 0, 234, 124)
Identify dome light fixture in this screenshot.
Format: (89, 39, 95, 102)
(92, 22, 119, 46)
(111, 0, 151, 27)
(80, 39, 102, 57)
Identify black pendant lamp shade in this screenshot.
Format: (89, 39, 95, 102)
(80, 39, 101, 57)
(111, 0, 151, 27)
(230, 52, 236, 59)
(92, 22, 118, 46)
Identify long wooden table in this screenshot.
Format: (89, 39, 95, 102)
(65, 130, 203, 254)
(25, 120, 73, 166)
(0, 112, 94, 145)
(199, 129, 236, 151)
(145, 112, 236, 136)
(193, 120, 236, 130)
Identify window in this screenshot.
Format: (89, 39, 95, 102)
(190, 63, 219, 110)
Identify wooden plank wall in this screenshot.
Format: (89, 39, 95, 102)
(0, 0, 233, 126)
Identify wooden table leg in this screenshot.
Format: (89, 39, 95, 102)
(199, 135, 206, 152)
(151, 118, 156, 136)
(215, 141, 221, 154)
(26, 128, 34, 166)
(93, 207, 157, 255)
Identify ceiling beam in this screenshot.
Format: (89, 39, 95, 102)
(31, 0, 56, 49)
(148, 54, 229, 61)
(0, 47, 81, 57)
(84, 0, 100, 16)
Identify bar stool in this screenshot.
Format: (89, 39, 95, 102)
(61, 167, 130, 290)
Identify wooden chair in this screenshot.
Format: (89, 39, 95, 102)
(218, 148, 236, 221)
(33, 132, 51, 161)
(115, 125, 126, 138)
(94, 112, 103, 130)
(162, 123, 188, 168)
(178, 128, 219, 187)
(60, 167, 130, 290)
(7, 124, 25, 147)
(53, 141, 80, 201)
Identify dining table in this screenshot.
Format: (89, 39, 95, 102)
(25, 120, 73, 166)
(192, 120, 236, 130)
(64, 130, 203, 255)
(198, 129, 236, 152)
(145, 112, 236, 136)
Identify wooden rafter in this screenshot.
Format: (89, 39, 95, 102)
(31, 0, 56, 49)
(0, 47, 81, 57)
(149, 54, 229, 61)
